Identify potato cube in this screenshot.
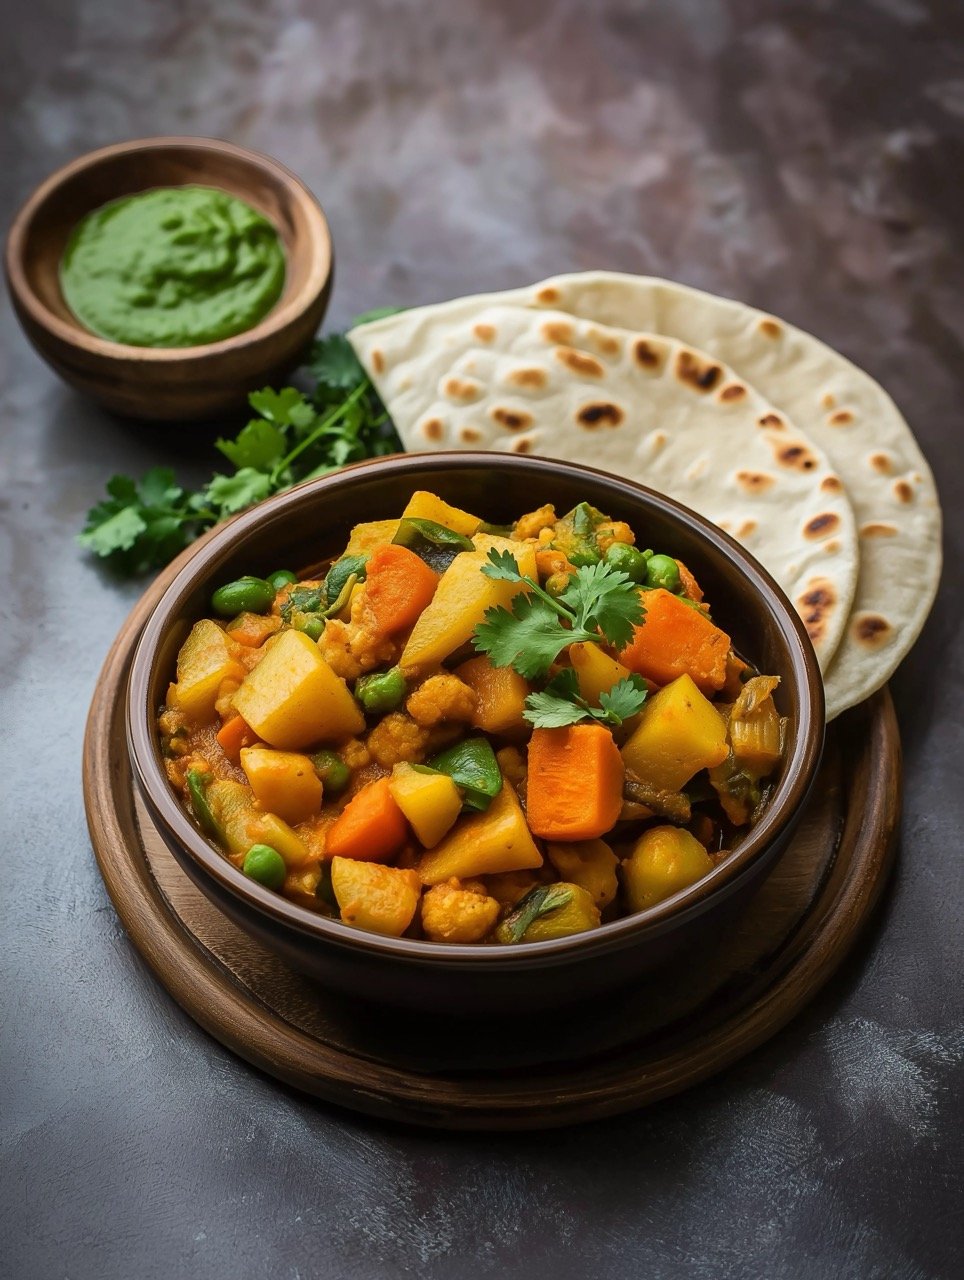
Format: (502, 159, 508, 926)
(240, 747, 323, 825)
(620, 674, 728, 792)
(388, 764, 462, 848)
(568, 642, 633, 706)
(455, 656, 530, 736)
(416, 783, 542, 885)
(622, 826, 714, 911)
(345, 519, 399, 556)
(233, 629, 364, 749)
(403, 490, 481, 537)
(330, 858, 421, 937)
(516, 883, 601, 941)
(546, 839, 619, 909)
(172, 619, 244, 723)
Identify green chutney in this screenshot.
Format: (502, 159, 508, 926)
(60, 185, 286, 347)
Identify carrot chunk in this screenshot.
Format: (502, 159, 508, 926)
(326, 776, 410, 863)
(215, 714, 258, 764)
(365, 545, 439, 637)
(620, 589, 730, 695)
(526, 724, 624, 842)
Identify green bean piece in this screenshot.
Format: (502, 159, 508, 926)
(325, 554, 369, 607)
(355, 666, 407, 715)
(211, 575, 275, 617)
(604, 543, 649, 583)
(293, 614, 325, 642)
(242, 844, 287, 890)
(311, 749, 351, 795)
(428, 737, 503, 812)
(186, 769, 224, 841)
(644, 554, 681, 592)
(267, 569, 298, 591)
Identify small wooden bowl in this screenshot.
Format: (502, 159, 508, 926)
(127, 453, 826, 1016)
(4, 137, 333, 421)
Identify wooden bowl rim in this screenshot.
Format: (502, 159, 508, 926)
(126, 452, 826, 967)
(4, 135, 332, 362)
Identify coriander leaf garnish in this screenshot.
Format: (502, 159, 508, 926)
(524, 671, 648, 729)
(558, 560, 645, 650)
(78, 325, 403, 577)
(475, 594, 581, 681)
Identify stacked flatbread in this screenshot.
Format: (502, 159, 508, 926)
(349, 274, 941, 720)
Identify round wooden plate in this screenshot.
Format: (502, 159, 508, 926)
(84, 553, 901, 1130)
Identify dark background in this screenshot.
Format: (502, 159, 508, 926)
(2, 2, 963, 1277)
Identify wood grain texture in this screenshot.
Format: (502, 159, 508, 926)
(84, 567, 900, 1128)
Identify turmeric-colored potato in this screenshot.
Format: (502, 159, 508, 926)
(470, 534, 538, 574)
(568, 642, 632, 706)
(416, 783, 542, 885)
(172, 620, 244, 723)
(400, 547, 536, 674)
(388, 763, 462, 849)
(455, 656, 530, 736)
(517, 883, 601, 941)
(330, 858, 421, 937)
(240, 747, 323, 825)
(546, 839, 619, 909)
(483, 869, 542, 906)
(421, 880, 500, 943)
(233, 629, 364, 749)
(620, 673, 728, 793)
(345, 519, 399, 556)
(403, 491, 481, 537)
(622, 826, 714, 912)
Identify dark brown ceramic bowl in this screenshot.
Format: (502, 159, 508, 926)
(127, 453, 824, 1015)
(4, 136, 332, 421)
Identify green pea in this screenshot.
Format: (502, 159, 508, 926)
(311, 749, 351, 795)
(293, 614, 324, 642)
(242, 844, 286, 890)
(267, 569, 298, 591)
(211, 576, 275, 617)
(604, 542, 649, 583)
(645, 553, 681, 592)
(355, 666, 407, 715)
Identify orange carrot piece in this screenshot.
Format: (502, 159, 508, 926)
(620, 589, 730, 695)
(216, 714, 258, 764)
(326, 776, 410, 863)
(365, 545, 439, 636)
(674, 559, 703, 603)
(526, 724, 624, 842)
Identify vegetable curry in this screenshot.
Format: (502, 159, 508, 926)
(159, 491, 786, 944)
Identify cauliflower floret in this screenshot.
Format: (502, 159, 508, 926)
(366, 712, 431, 768)
(340, 738, 371, 770)
(405, 674, 477, 728)
(496, 745, 527, 788)
(514, 504, 557, 541)
(318, 604, 399, 682)
(421, 879, 501, 943)
(596, 521, 635, 552)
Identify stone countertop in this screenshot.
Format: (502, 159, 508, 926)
(2, 2, 962, 1277)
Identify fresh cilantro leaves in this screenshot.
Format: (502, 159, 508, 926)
(471, 548, 648, 729)
(79, 315, 404, 576)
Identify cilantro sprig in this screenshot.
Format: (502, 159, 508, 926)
(472, 548, 648, 728)
(78, 314, 403, 575)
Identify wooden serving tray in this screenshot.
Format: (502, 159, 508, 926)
(84, 559, 901, 1130)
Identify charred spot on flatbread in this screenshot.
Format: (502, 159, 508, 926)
(491, 407, 533, 432)
(586, 327, 621, 358)
(509, 435, 535, 454)
(821, 392, 836, 409)
(737, 518, 758, 539)
(893, 480, 914, 503)
(541, 321, 573, 345)
(758, 318, 782, 339)
(869, 453, 893, 474)
(555, 347, 605, 378)
(821, 475, 843, 493)
(473, 323, 496, 342)
(775, 441, 818, 470)
(577, 402, 624, 428)
(758, 413, 784, 429)
(459, 426, 482, 444)
(536, 286, 560, 305)
(804, 512, 841, 540)
(675, 349, 723, 392)
(797, 580, 837, 647)
(506, 367, 548, 390)
(633, 338, 666, 371)
(860, 521, 898, 538)
(443, 376, 482, 403)
(420, 418, 445, 442)
(829, 409, 854, 426)
(736, 470, 775, 493)
(646, 429, 668, 452)
(719, 383, 747, 402)
(852, 613, 893, 648)
(824, 539, 841, 554)
(371, 349, 385, 374)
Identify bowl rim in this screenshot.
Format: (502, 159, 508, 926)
(4, 135, 332, 362)
(127, 451, 825, 965)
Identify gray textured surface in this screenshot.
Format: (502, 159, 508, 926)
(2, 2, 963, 1277)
